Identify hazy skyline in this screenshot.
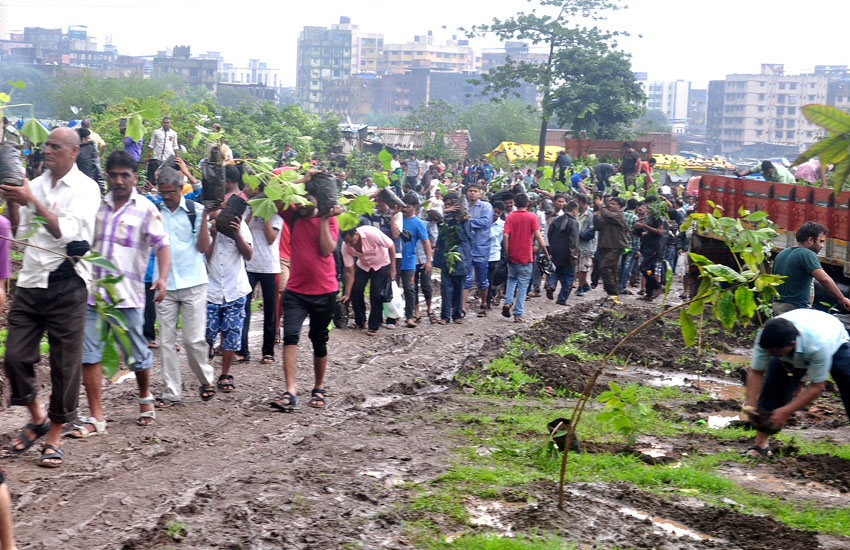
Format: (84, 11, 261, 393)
(4, 0, 845, 89)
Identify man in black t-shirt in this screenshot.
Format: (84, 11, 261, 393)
(635, 199, 667, 300)
(616, 143, 641, 189)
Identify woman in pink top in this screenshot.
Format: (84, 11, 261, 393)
(341, 225, 396, 335)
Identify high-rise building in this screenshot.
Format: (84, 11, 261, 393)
(706, 64, 830, 155)
(687, 88, 707, 134)
(381, 32, 478, 74)
(481, 41, 548, 72)
(636, 75, 690, 122)
(153, 46, 219, 91)
(331, 17, 383, 75)
(296, 19, 352, 113)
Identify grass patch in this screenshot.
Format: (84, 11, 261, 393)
(456, 339, 539, 397)
(427, 533, 584, 549)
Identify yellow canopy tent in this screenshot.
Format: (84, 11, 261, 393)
(486, 142, 564, 164)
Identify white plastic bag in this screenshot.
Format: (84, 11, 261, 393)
(675, 251, 687, 277)
(383, 281, 404, 319)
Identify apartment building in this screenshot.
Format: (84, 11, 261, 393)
(295, 21, 353, 113)
(707, 64, 830, 155)
(381, 32, 479, 74)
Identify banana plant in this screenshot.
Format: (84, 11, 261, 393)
(793, 104, 850, 191)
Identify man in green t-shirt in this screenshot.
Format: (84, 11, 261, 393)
(771, 221, 850, 315)
(736, 160, 796, 184)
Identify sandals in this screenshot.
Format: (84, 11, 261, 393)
(38, 444, 64, 468)
(745, 445, 773, 460)
(309, 388, 327, 408)
(260, 355, 275, 364)
(155, 396, 182, 408)
(453, 319, 464, 324)
(235, 354, 250, 363)
(437, 319, 450, 325)
(270, 391, 297, 412)
(66, 417, 107, 439)
(137, 395, 156, 426)
(200, 385, 216, 402)
(501, 305, 512, 318)
(366, 330, 378, 336)
(477, 306, 487, 318)
(348, 323, 365, 330)
(217, 374, 235, 393)
(427, 310, 438, 324)
(406, 319, 418, 328)
(9, 419, 51, 453)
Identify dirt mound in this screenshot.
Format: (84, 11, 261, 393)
(772, 454, 850, 493)
(522, 353, 601, 395)
(508, 481, 820, 550)
(681, 398, 742, 413)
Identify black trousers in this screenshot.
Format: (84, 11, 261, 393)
(143, 283, 156, 342)
(4, 276, 87, 424)
(401, 269, 416, 320)
(281, 290, 335, 357)
(351, 264, 390, 331)
(415, 263, 433, 305)
(241, 272, 278, 358)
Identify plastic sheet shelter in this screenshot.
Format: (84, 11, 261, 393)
(486, 142, 564, 164)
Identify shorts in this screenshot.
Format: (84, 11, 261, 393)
(82, 305, 152, 372)
(206, 297, 247, 352)
(282, 290, 336, 357)
(577, 255, 594, 273)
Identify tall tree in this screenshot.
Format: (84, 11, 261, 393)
(465, 0, 645, 165)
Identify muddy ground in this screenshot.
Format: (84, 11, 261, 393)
(0, 288, 848, 549)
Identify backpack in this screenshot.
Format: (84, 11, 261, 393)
(160, 198, 197, 235)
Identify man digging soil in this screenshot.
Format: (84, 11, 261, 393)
(744, 309, 850, 458)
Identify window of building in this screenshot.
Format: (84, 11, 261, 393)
(758, 93, 765, 100)
(756, 130, 763, 137)
(787, 107, 796, 115)
(776, 106, 785, 115)
(777, 94, 785, 103)
(756, 118, 763, 125)
(758, 106, 764, 112)
(786, 131, 794, 139)
(778, 82, 786, 90)
(789, 83, 797, 90)
(776, 119, 784, 128)
(786, 120, 795, 128)
(807, 131, 813, 137)
(788, 95, 798, 104)
(775, 131, 782, 139)
(189, 68, 198, 76)
(808, 95, 815, 100)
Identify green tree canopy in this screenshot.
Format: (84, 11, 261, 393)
(465, 0, 645, 164)
(459, 100, 541, 158)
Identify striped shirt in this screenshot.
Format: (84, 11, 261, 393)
(89, 189, 169, 308)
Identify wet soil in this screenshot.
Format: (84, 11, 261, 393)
(507, 481, 823, 550)
(771, 454, 850, 493)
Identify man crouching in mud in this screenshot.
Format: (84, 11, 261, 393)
(743, 309, 850, 458)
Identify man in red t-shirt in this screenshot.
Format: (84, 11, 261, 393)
(275, 220, 291, 336)
(501, 193, 550, 323)
(271, 178, 341, 411)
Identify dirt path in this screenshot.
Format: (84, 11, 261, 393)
(0, 292, 565, 549)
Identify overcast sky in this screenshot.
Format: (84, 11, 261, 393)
(5, 0, 845, 89)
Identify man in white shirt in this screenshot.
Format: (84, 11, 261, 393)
(1, 127, 101, 467)
(205, 209, 253, 393)
(144, 117, 179, 183)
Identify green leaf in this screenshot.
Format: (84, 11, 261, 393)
(609, 381, 621, 393)
(680, 309, 697, 347)
(337, 212, 361, 232)
(348, 195, 375, 216)
(373, 172, 391, 188)
(140, 97, 161, 120)
(83, 253, 118, 271)
(801, 104, 850, 134)
(743, 211, 769, 222)
(100, 331, 121, 379)
(191, 132, 202, 148)
(126, 114, 145, 143)
(243, 174, 261, 190)
(21, 119, 48, 145)
(831, 158, 850, 194)
(687, 253, 712, 267)
(278, 169, 300, 182)
(0, 92, 10, 103)
(378, 149, 393, 171)
(793, 134, 850, 166)
(662, 260, 673, 302)
(704, 264, 746, 283)
(248, 197, 278, 221)
(7, 79, 26, 89)
(717, 290, 737, 330)
(735, 286, 756, 320)
(263, 184, 283, 201)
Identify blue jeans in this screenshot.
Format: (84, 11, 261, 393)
(548, 265, 575, 304)
(504, 262, 533, 318)
(441, 272, 465, 321)
(618, 249, 637, 292)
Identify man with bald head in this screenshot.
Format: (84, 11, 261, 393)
(0, 127, 101, 468)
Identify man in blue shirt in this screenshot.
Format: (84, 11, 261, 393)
(745, 309, 850, 458)
(400, 193, 432, 328)
(462, 182, 494, 316)
(481, 158, 495, 182)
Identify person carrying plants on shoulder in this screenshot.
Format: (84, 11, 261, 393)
(70, 150, 170, 439)
(770, 221, 850, 316)
(744, 309, 850, 459)
(593, 195, 629, 306)
(1, 127, 101, 468)
(635, 197, 667, 301)
(433, 192, 472, 324)
(546, 200, 579, 305)
(341, 224, 396, 335)
(150, 167, 217, 408)
(271, 174, 341, 412)
(204, 195, 253, 394)
(501, 193, 550, 323)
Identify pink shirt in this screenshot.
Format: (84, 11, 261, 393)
(794, 159, 821, 184)
(342, 225, 393, 271)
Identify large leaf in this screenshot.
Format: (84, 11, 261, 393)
(680, 309, 696, 347)
(831, 158, 850, 194)
(21, 119, 48, 144)
(735, 286, 756, 323)
(337, 212, 361, 232)
(125, 114, 145, 142)
(248, 197, 278, 221)
(83, 252, 118, 271)
(7, 79, 26, 89)
(140, 97, 161, 120)
(0, 92, 10, 103)
(100, 331, 121, 379)
(801, 104, 850, 134)
(348, 195, 375, 216)
(704, 264, 746, 283)
(378, 149, 393, 171)
(793, 134, 850, 166)
(373, 172, 391, 189)
(242, 174, 261, 190)
(716, 290, 737, 330)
